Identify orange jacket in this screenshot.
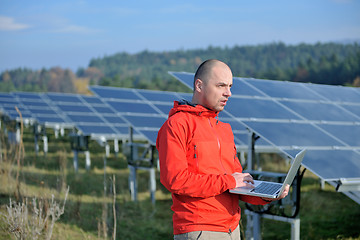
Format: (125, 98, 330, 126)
(156, 101, 267, 235)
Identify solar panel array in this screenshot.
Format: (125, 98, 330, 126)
(1, 91, 131, 140)
(0, 92, 32, 121)
(169, 72, 360, 182)
(44, 92, 129, 139)
(12, 92, 69, 127)
(2, 74, 359, 184)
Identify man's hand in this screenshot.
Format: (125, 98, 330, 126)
(261, 184, 290, 202)
(231, 172, 255, 188)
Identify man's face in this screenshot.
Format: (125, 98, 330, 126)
(198, 66, 233, 112)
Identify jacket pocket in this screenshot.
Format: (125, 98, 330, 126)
(194, 140, 221, 174)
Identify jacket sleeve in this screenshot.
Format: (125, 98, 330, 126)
(156, 118, 236, 198)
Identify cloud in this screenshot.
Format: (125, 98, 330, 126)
(0, 16, 30, 31)
(53, 24, 100, 34)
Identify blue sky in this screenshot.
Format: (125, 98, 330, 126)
(0, 0, 359, 72)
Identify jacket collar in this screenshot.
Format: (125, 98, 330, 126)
(168, 100, 219, 118)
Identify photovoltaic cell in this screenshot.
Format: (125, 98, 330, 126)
(226, 98, 301, 120)
(76, 125, 116, 135)
(92, 106, 116, 114)
(67, 114, 103, 123)
(46, 94, 82, 103)
(29, 108, 58, 115)
(22, 101, 50, 107)
(90, 87, 141, 100)
(294, 150, 360, 179)
(103, 116, 127, 124)
(139, 130, 159, 145)
(168, 72, 193, 89)
(82, 96, 103, 104)
(36, 116, 66, 123)
(339, 104, 360, 118)
(318, 124, 360, 147)
(304, 83, 360, 103)
(279, 101, 360, 122)
(153, 104, 173, 115)
(137, 89, 179, 102)
(106, 101, 160, 114)
(242, 78, 323, 100)
(57, 105, 93, 113)
(123, 115, 166, 128)
(231, 78, 265, 97)
(13, 92, 43, 100)
(114, 126, 134, 135)
(242, 121, 342, 147)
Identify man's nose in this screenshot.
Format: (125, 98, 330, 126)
(224, 87, 232, 97)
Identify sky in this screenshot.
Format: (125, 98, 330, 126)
(0, 0, 359, 73)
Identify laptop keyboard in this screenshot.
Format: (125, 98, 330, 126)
(251, 182, 281, 195)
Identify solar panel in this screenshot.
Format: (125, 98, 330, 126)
(11, 92, 66, 127)
(170, 72, 360, 184)
(0, 93, 33, 120)
(11, 92, 70, 126)
(43, 92, 130, 138)
(0, 90, 138, 140)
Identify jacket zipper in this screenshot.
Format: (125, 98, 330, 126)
(194, 145, 199, 172)
(209, 117, 236, 218)
(208, 118, 227, 174)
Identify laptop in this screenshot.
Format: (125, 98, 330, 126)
(230, 149, 306, 199)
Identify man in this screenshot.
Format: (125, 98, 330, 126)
(156, 59, 289, 240)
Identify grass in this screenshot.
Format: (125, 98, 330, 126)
(0, 126, 359, 240)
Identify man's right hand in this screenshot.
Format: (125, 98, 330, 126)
(231, 172, 255, 188)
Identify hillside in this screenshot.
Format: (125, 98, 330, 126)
(1, 42, 360, 93)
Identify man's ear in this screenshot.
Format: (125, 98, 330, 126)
(194, 79, 203, 92)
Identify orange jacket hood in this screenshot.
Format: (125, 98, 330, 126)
(168, 99, 218, 119)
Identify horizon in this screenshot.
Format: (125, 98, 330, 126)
(1, 41, 360, 73)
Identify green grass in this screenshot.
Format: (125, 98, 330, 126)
(1, 126, 360, 240)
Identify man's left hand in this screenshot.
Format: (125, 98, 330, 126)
(261, 184, 290, 202)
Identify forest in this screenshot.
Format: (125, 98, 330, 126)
(1, 42, 360, 93)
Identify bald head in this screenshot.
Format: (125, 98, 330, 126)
(193, 59, 231, 90)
